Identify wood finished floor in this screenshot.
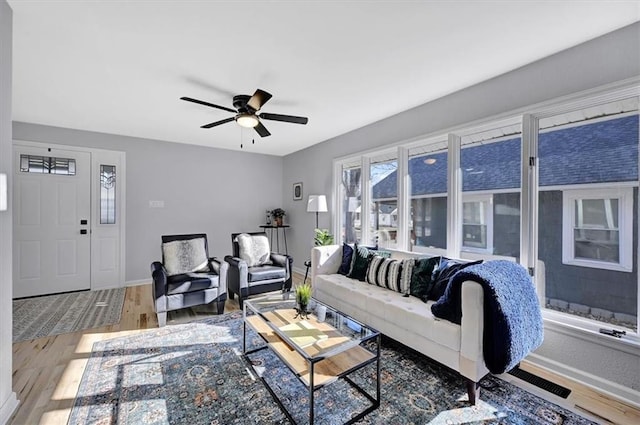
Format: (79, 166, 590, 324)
(10, 274, 640, 425)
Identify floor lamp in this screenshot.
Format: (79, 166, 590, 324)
(307, 195, 328, 229)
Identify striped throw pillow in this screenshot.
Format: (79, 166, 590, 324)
(366, 256, 405, 294)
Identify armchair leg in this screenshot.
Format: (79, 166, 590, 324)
(238, 297, 245, 311)
(228, 291, 235, 300)
(157, 312, 167, 328)
(216, 300, 225, 315)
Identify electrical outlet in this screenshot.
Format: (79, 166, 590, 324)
(149, 200, 164, 208)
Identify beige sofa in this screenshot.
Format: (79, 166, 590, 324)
(311, 245, 489, 404)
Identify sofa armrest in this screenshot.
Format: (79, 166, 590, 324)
(210, 257, 228, 297)
(311, 245, 343, 282)
(459, 280, 488, 382)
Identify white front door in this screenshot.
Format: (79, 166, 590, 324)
(13, 146, 91, 298)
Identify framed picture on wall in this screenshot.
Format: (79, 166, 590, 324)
(293, 182, 303, 201)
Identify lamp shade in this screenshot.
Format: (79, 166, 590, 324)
(307, 195, 328, 213)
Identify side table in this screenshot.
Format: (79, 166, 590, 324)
(259, 225, 290, 254)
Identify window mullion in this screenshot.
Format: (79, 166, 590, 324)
(521, 114, 539, 283)
(447, 134, 461, 257)
(397, 146, 409, 250)
(361, 156, 371, 246)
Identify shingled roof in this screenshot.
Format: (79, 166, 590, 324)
(372, 115, 638, 199)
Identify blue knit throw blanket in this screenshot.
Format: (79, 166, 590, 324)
(431, 260, 544, 374)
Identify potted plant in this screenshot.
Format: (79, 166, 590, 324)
(271, 208, 286, 226)
(314, 228, 334, 246)
(294, 282, 312, 319)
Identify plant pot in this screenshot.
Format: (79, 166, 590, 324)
(275, 217, 283, 226)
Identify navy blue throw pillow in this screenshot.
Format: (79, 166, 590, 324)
(428, 258, 483, 301)
(337, 243, 354, 275)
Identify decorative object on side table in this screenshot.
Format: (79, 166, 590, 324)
(294, 282, 312, 319)
(270, 208, 286, 226)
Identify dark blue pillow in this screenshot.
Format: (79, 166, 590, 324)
(337, 243, 353, 275)
(428, 258, 483, 301)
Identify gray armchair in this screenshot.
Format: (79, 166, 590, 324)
(224, 232, 293, 309)
(151, 233, 227, 327)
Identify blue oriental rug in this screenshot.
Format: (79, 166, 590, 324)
(69, 311, 596, 425)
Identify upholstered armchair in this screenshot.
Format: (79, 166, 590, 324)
(224, 232, 293, 309)
(151, 234, 228, 327)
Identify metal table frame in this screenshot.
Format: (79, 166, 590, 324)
(242, 301, 381, 425)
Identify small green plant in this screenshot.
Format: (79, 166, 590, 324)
(295, 283, 312, 306)
(314, 228, 334, 246)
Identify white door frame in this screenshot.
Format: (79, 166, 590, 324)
(13, 140, 126, 289)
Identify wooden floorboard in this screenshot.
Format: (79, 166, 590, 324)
(9, 273, 640, 425)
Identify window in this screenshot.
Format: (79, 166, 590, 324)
(462, 195, 493, 252)
(538, 98, 638, 332)
(100, 164, 116, 224)
(408, 141, 448, 252)
(340, 162, 361, 244)
(562, 188, 632, 271)
(20, 154, 76, 175)
(460, 124, 521, 259)
(370, 154, 398, 248)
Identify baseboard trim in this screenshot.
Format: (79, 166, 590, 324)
(526, 352, 640, 409)
(0, 392, 19, 425)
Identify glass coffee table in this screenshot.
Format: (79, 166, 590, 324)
(243, 294, 380, 425)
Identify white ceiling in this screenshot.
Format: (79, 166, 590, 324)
(8, 1, 640, 156)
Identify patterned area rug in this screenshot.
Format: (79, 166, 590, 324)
(13, 288, 126, 342)
(69, 311, 596, 425)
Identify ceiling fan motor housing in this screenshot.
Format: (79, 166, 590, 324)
(233, 95, 253, 113)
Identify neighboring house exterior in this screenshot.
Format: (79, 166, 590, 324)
(371, 114, 639, 327)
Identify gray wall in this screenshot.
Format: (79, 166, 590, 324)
(0, 1, 17, 423)
(282, 23, 640, 395)
(12, 123, 284, 282)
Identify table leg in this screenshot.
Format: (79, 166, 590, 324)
(283, 228, 288, 254)
(309, 361, 315, 425)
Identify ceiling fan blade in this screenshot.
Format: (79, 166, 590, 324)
(200, 117, 235, 128)
(247, 89, 272, 112)
(180, 96, 236, 113)
(260, 112, 308, 125)
(254, 121, 271, 137)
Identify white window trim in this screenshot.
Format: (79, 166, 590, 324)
(562, 187, 633, 272)
(461, 193, 494, 254)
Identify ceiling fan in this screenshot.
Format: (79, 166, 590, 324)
(180, 88, 308, 138)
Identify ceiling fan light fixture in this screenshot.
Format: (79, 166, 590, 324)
(236, 113, 259, 128)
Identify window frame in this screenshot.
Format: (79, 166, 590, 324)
(562, 187, 633, 272)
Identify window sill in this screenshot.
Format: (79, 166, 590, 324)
(542, 309, 640, 356)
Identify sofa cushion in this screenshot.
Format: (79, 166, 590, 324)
(247, 265, 286, 282)
(166, 272, 219, 295)
(347, 244, 375, 281)
(410, 256, 441, 301)
(366, 256, 405, 294)
(314, 274, 461, 351)
(236, 233, 273, 267)
(162, 238, 210, 276)
(429, 258, 483, 301)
